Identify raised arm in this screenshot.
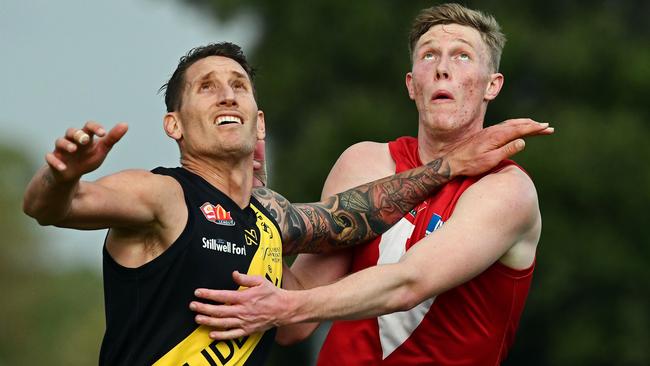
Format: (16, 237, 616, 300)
(23, 122, 175, 230)
(275, 141, 390, 344)
(253, 154, 449, 255)
(190, 119, 553, 339)
(191, 165, 541, 338)
(254, 118, 551, 255)
(282, 166, 541, 322)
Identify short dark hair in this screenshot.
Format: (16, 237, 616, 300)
(160, 42, 256, 112)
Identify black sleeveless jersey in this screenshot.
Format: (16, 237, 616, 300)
(99, 167, 283, 366)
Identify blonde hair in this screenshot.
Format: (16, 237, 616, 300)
(409, 3, 506, 72)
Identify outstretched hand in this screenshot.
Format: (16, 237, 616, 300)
(445, 118, 553, 177)
(190, 271, 289, 340)
(45, 121, 128, 182)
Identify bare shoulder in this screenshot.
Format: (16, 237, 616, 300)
(322, 141, 394, 198)
(94, 169, 186, 224)
(102, 170, 188, 267)
(463, 164, 540, 226)
(462, 165, 541, 269)
(95, 169, 183, 198)
(477, 165, 537, 202)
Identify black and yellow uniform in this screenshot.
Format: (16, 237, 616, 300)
(99, 167, 283, 366)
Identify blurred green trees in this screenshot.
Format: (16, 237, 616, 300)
(0, 145, 104, 365)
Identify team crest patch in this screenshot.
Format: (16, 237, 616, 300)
(425, 213, 444, 235)
(200, 202, 235, 226)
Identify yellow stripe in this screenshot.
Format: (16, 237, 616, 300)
(154, 206, 283, 366)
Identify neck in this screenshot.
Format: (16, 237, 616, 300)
(181, 154, 254, 209)
(416, 118, 484, 164)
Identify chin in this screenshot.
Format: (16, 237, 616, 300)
(221, 141, 255, 157)
(422, 116, 459, 131)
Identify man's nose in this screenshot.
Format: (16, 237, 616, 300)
(218, 87, 237, 107)
(435, 58, 450, 80)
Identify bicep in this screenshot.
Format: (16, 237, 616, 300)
(61, 170, 178, 230)
(400, 168, 540, 299)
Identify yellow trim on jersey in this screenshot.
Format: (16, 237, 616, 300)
(153, 205, 283, 366)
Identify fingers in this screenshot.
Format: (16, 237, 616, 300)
(64, 121, 106, 146)
(498, 119, 553, 136)
(65, 128, 89, 146)
(45, 152, 66, 171)
(209, 329, 248, 340)
(483, 138, 527, 165)
(535, 126, 555, 135)
(82, 121, 107, 137)
(504, 121, 549, 139)
(232, 271, 264, 288)
(194, 288, 242, 305)
(195, 314, 241, 329)
(55, 137, 77, 153)
(58, 122, 126, 152)
(190, 301, 251, 339)
(500, 139, 526, 158)
(73, 130, 90, 145)
(191, 301, 239, 318)
(101, 123, 128, 149)
(483, 122, 551, 150)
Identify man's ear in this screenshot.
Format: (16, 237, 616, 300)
(256, 110, 266, 140)
(484, 72, 504, 101)
(163, 112, 182, 140)
(405, 72, 416, 100)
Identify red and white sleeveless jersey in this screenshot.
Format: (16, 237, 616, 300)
(317, 136, 534, 366)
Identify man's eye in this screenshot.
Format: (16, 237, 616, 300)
(423, 52, 434, 60)
(458, 53, 470, 61)
(200, 83, 214, 91)
(233, 82, 247, 90)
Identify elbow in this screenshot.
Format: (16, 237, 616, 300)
(22, 199, 41, 223)
(22, 199, 56, 226)
(387, 268, 427, 313)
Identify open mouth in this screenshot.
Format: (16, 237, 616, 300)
(215, 115, 243, 126)
(432, 90, 454, 101)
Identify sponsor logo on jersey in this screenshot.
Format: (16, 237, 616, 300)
(202, 237, 247, 256)
(154, 204, 283, 366)
(200, 202, 235, 226)
(244, 228, 259, 246)
(425, 213, 444, 235)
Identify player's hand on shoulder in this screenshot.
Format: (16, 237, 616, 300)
(445, 118, 553, 177)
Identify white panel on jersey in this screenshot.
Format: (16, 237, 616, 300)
(377, 217, 437, 360)
(377, 218, 414, 265)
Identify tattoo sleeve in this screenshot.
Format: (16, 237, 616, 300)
(253, 157, 451, 255)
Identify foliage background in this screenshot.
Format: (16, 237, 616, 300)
(1, 0, 648, 365)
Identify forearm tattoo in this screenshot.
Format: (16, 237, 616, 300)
(253, 157, 451, 255)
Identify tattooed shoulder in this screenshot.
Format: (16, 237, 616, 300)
(252, 187, 291, 224)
